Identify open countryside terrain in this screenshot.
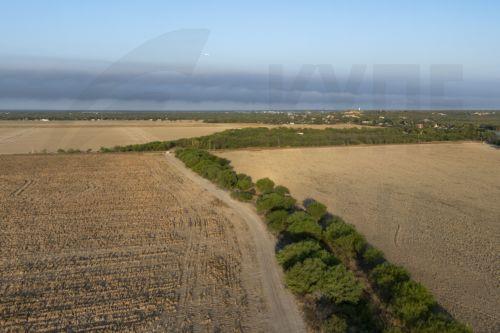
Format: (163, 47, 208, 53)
(0, 120, 364, 154)
(218, 142, 500, 333)
(0, 121, 255, 154)
(0, 153, 304, 332)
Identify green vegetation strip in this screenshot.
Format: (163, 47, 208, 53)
(175, 147, 472, 333)
(100, 125, 498, 153)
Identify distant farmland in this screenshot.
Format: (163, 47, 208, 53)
(217, 142, 500, 333)
(0, 153, 273, 331)
(0, 121, 254, 154)
(0, 120, 362, 154)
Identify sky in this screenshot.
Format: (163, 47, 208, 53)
(1, 0, 499, 110)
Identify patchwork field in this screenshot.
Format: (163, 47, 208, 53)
(218, 142, 500, 333)
(0, 153, 279, 332)
(0, 120, 363, 154)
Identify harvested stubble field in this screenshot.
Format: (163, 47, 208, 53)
(0, 153, 276, 332)
(218, 142, 500, 333)
(0, 120, 362, 154)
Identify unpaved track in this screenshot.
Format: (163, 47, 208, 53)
(164, 152, 306, 333)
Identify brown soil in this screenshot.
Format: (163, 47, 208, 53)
(0, 153, 304, 332)
(217, 142, 500, 333)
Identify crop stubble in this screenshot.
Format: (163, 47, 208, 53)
(0, 153, 269, 332)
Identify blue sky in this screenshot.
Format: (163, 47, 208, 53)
(1, 0, 499, 110)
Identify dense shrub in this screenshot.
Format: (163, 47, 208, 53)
(391, 281, 436, 324)
(318, 265, 363, 305)
(286, 212, 323, 239)
(236, 173, 253, 191)
(371, 263, 410, 299)
(255, 177, 275, 194)
(256, 193, 296, 213)
(305, 200, 328, 221)
(215, 169, 238, 188)
(277, 240, 338, 269)
(325, 221, 356, 239)
(332, 233, 367, 259)
(321, 314, 348, 333)
(176, 148, 239, 190)
(325, 222, 366, 259)
(285, 258, 327, 294)
(273, 185, 290, 196)
(362, 246, 385, 269)
(265, 210, 290, 234)
(100, 140, 175, 152)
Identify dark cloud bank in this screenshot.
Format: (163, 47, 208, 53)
(1, 58, 499, 110)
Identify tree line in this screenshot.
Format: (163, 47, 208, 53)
(175, 148, 471, 333)
(100, 125, 496, 153)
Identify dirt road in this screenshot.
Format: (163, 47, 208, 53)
(164, 152, 306, 333)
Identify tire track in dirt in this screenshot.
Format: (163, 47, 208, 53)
(164, 152, 306, 333)
(393, 224, 400, 247)
(10, 179, 33, 197)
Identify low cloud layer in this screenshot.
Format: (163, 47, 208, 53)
(1, 57, 499, 110)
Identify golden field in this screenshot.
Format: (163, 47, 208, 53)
(217, 142, 500, 333)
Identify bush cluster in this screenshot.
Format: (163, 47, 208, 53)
(100, 141, 175, 152)
(323, 217, 471, 332)
(175, 149, 255, 200)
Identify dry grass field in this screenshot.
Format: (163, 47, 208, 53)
(0, 120, 364, 154)
(0, 153, 275, 332)
(218, 142, 500, 333)
(0, 121, 255, 154)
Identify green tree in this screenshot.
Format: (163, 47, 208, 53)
(371, 262, 410, 299)
(255, 177, 275, 194)
(325, 221, 356, 239)
(236, 173, 253, 191)
(362, 247, 385, 269)
(318, 265, 363, 305)
(392, 281, 436, 324)
(285, 258, 326, 294)
(256, 193, 296, 213)
(325, 222, 366, 259)
(265, 210, 290, 234)
(215, 169, 238, 189)
(305, 200, 327, 221)
(322, 314, 348, 333)
(277, 240, 337, 269)
(274, 185, 290, 196)
(287, 212, 323, 239)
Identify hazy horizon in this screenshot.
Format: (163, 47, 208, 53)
(1, 1, 499, 110)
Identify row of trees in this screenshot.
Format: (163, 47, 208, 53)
(175, 148, 471, 333)
(175, 149, 256, 199)
(100, 125, 497, 153)
(175, 126, 490, 150)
